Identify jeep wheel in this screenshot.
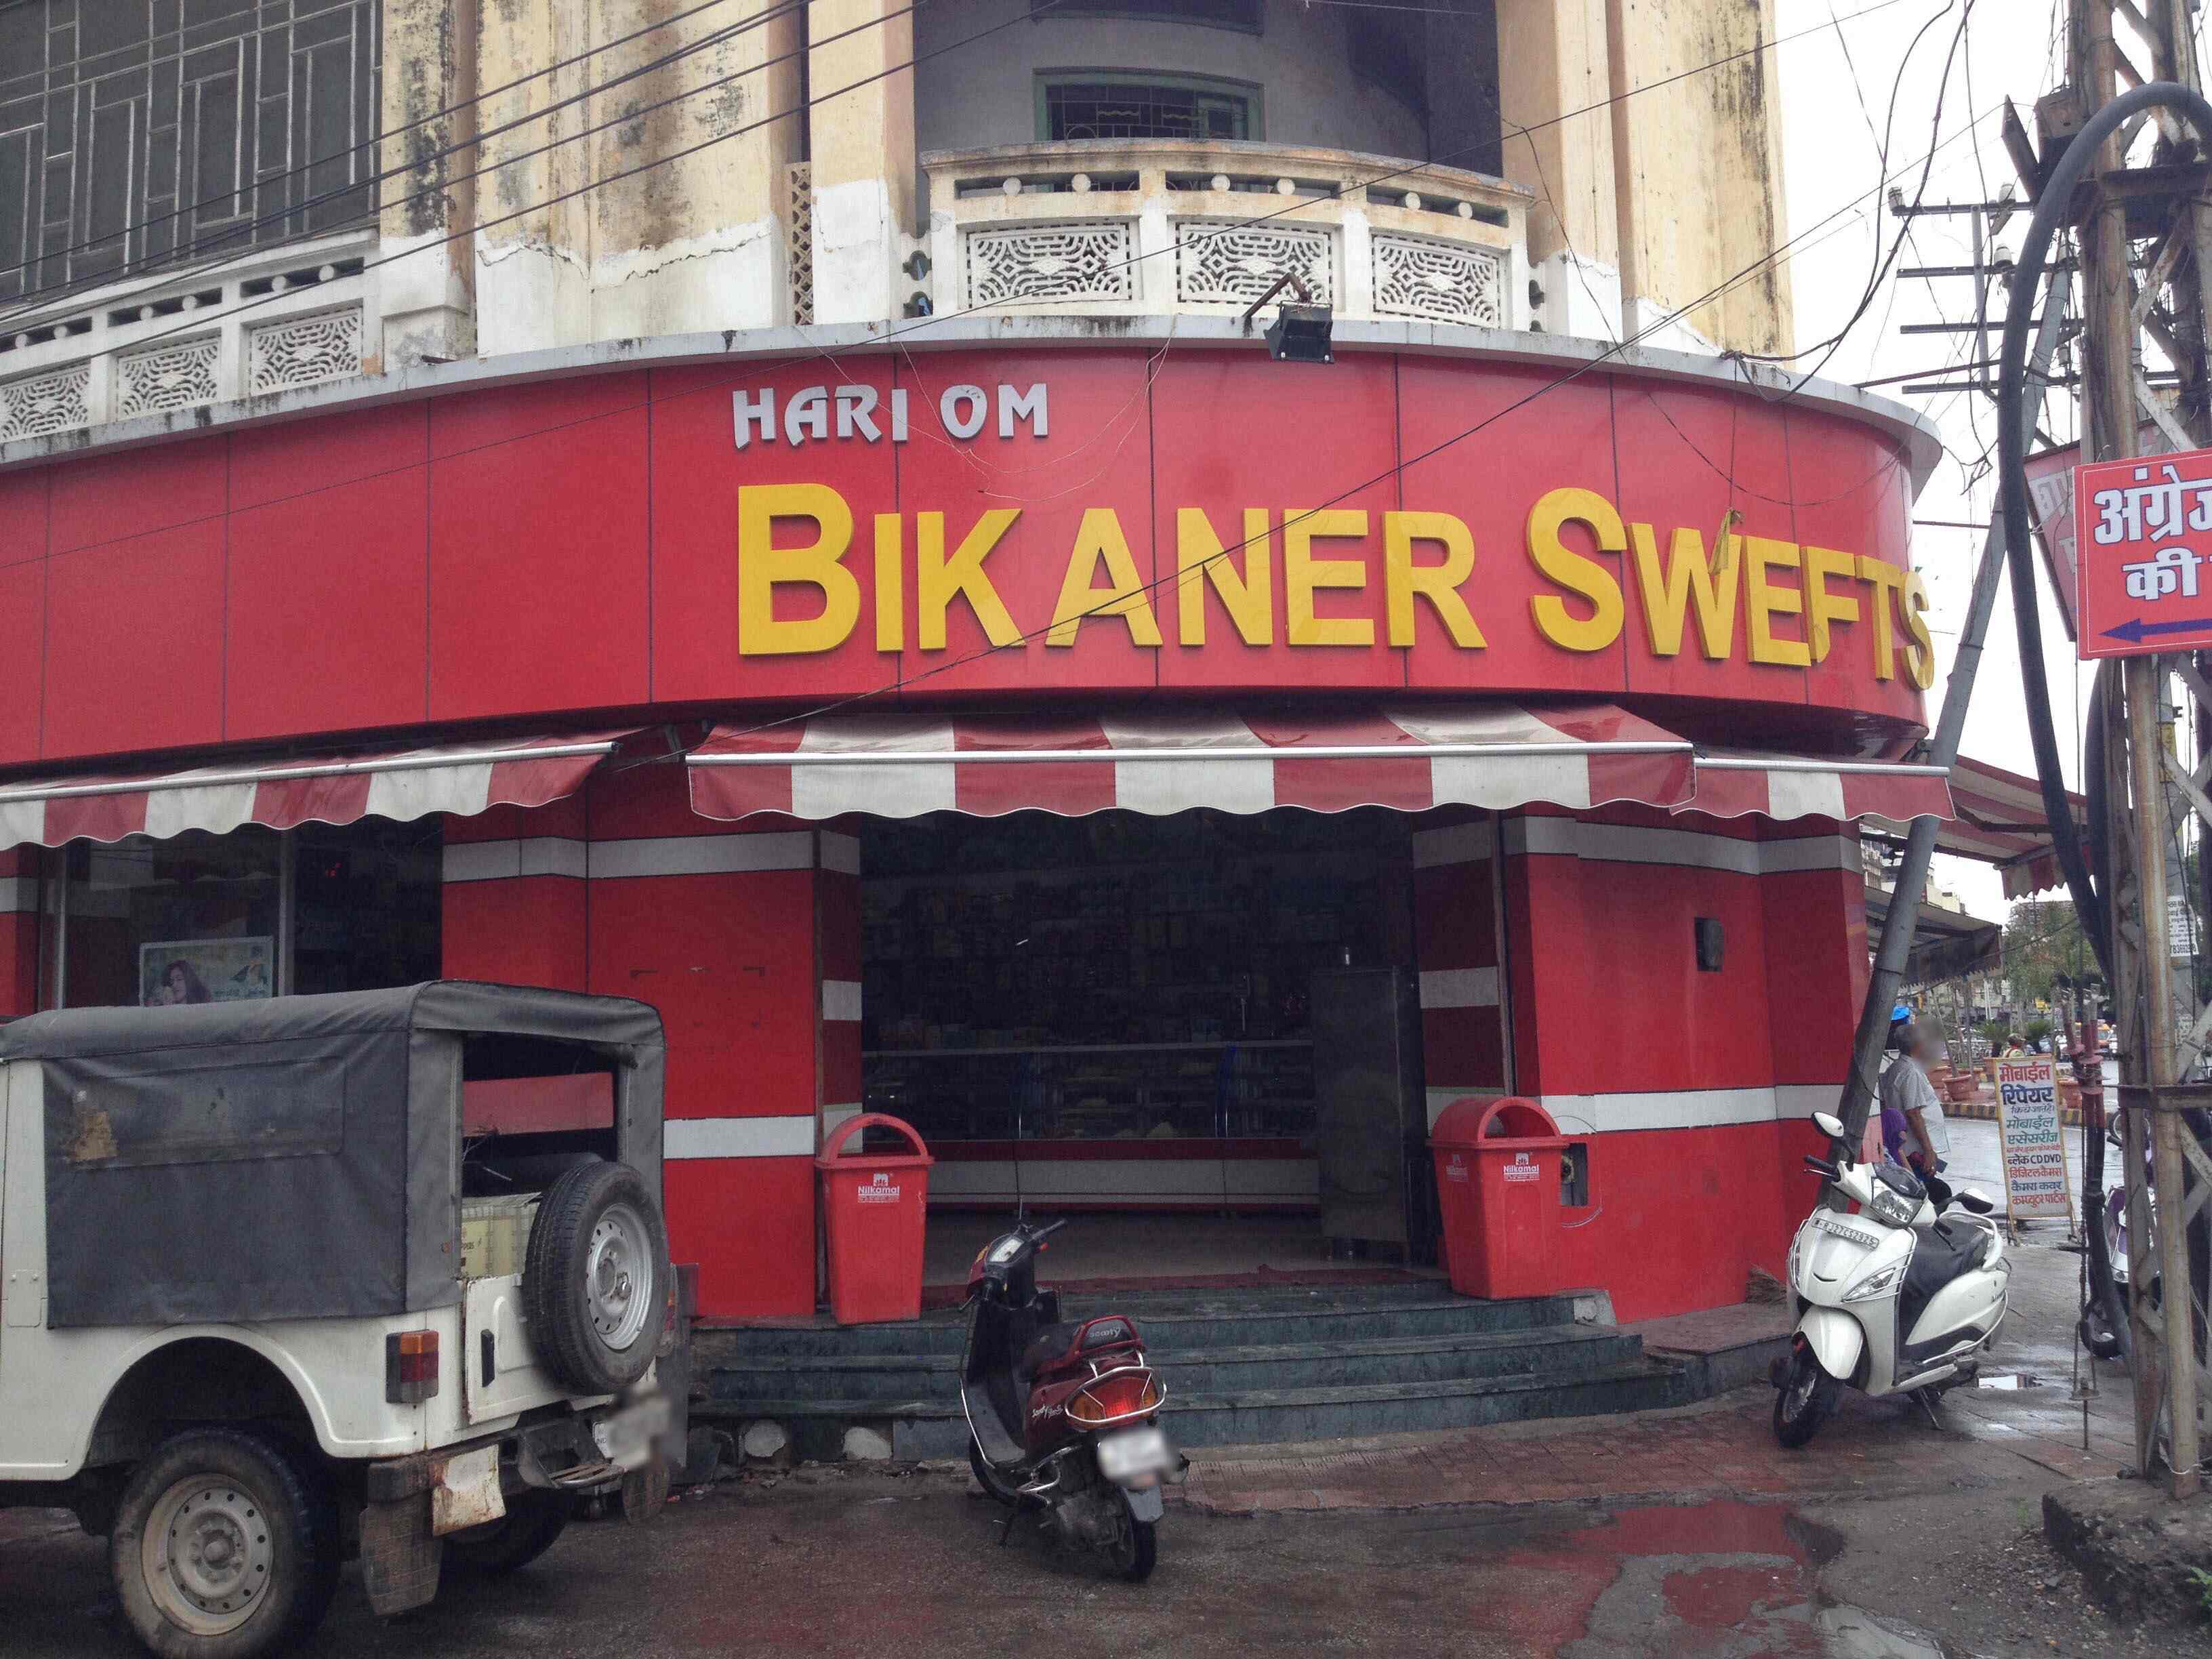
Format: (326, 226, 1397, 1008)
(110, 1429, 339, 1659)
(441, 1492, 570, 1578)
(523, 1159, 671, 1395)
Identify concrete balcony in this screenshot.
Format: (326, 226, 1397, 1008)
(0, 232, 376, 445)
(924, 140, 1531, 334)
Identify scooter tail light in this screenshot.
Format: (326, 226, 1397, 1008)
(1067, 1368, 1162, 1427)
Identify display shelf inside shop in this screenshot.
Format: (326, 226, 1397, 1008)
(861, 1040, 1317, 1147)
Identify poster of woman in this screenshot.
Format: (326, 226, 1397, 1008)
(139, 938, 275, 1006)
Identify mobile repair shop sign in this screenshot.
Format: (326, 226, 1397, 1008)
(1994, 1058, 2075, 1224)
(2075, 445, 2212, 656)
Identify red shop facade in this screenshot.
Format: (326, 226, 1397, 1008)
(0, 325, 1950, 1323)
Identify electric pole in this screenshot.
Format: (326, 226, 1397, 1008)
(2064, 0, 2211, 1494)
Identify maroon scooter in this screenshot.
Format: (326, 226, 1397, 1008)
(959, 1218, 1182, 1581)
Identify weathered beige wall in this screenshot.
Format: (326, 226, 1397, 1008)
(1494, 0, 1617, 271)
(809, 0, 917, 325)
(1607, 0, 1793, 355)
(471, 0, 802, 352)
(380, 0, 479, 366)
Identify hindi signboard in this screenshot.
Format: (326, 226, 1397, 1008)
(1994, 1057, 2075, 1226)
(2075, 445, 2212, 657)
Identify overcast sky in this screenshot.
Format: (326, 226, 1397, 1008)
(1772, 0, 2091, 921)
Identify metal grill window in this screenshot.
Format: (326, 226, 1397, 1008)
(1028, 0, 1263, 30)
(1042, 77, 1256, 143)
(0, 0, 381, 304)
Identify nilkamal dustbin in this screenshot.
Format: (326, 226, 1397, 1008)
(815, 1113, 934, 1324)
(1429, 1097, 1568, 1298)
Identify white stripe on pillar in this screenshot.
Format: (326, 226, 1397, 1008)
(441, 838, 588, 882)
(665, 1115, 817, 1160)
(821, 979, 862, 1021)
(1418, 967, 1499, 1008)
(0, 876, 37, 914)
(819, 831, 861, 874)
(587, 832, 815, 878)
(1411, 821, 1496, 867)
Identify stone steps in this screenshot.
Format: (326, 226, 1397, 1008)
(697, 1284, 1696, 1460)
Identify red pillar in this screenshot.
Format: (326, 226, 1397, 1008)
(0, 849, 41, 1016)
(440, 798, 588, 989)
(582, 763, 827, 1320)
(1411, 814, 1509, 1126)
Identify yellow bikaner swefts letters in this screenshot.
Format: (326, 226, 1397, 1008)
(735, 482, 1933, 692)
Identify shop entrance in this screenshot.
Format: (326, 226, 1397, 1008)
(857, 806, 1451, 1286)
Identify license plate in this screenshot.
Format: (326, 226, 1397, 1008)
(590, 1395, 670, 1471)
(1096, 1425, 1172, 1482)
(1811, 1213, 1881, 1250)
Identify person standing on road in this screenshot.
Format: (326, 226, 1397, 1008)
(1880, 1021, 1954, 1211)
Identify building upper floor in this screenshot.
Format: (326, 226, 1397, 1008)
(0, 0, 1793, 453)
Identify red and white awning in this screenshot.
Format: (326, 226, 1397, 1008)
(0, 733, 628, 851)
(1683, 750, 1955, 829)
(688, 705, 1698, 823)
(1941, 754, 2083, 898)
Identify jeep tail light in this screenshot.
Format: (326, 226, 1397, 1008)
(1066, 1368, 1162, 1428)
(386, 1330, 439, 1405)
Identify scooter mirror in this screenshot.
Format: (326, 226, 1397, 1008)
(1811, 1111, 1846, 1142)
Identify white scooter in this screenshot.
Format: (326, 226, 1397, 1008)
(1771, 1110, 2011, 1448)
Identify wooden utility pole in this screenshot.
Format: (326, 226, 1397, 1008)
(2068, 0, 2209, 1494)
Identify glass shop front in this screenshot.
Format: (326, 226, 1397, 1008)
(858, 806, 1423, 1224)
(40, 817, 442, 1010)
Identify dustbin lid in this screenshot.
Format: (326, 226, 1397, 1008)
(815, 1111, 935, 1170)
(1429, 1094, 1564, 1148)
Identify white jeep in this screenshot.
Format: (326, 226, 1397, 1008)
(0, 982, 690, 1658)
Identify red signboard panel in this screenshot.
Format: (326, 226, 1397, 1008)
(45, 519, 227, 759)
(429, 405, 653, 720)
(228, 469, 432, 741)
(0, 344, 1931, 769)
(2074, 446, 2212, 657)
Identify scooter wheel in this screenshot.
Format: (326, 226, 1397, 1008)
(1772, 1346, 1840, 1449)
(968, 1436, 1023, 1507)
(1109, 1497, 1157, 1584)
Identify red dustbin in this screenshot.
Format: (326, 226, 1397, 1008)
(1429, 1096, 1568, 1299)
(815, 1113, 935, 1324)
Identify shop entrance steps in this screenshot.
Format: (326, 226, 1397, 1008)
(695, 1282, 1700, 1460)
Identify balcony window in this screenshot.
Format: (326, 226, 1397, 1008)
(1026, 0, 1264, 32)
(1040, 75, 1259, 143)
(0, 0, 381, 304)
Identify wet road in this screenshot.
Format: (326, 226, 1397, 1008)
(0, 1478, 1959, 1659)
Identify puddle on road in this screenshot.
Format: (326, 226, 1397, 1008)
(1973, 1372, 2044, 1391)
(1815, 1604, 1951, 1658)
(1486, 1499, 1952, 1658)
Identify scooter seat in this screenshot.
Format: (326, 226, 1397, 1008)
(1021, 1321, 1090, 1376)
(1899, 1217, 1994, 1341)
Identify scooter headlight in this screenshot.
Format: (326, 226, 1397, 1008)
(1867, 1187, 1920, 1227)
(1843, 1260, 1907, 1303)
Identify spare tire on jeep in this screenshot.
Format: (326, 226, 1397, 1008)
(522, 1159, 671, 1395)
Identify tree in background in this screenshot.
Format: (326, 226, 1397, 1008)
(2003, 899, 2096, 1013)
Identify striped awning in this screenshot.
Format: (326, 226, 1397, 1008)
(1940, 754, 2083, 898)
(688, 705, 1698, 822)
(1683, 750, 1957, 828)
(0, 733, 628, 851)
